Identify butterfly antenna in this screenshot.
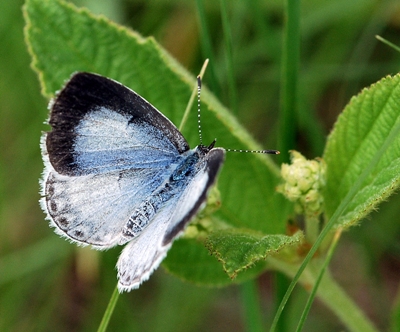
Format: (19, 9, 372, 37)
(226, 148, 280, 154)
(197, 76, 203, 146)
(197, 73, 279, 155)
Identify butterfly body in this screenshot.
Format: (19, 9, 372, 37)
(122, 143, 214, 241)
(41, 72, 225, 291)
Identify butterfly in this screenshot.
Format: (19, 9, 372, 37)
(40, 72, 226, 292)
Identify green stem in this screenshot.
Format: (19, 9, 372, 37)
(274, 272, 290, 332)
(97, 285, 120, 332)
(279, 0, 300, 162)
(179, 59, 209, 132)
(376, 35, 400, 53)
(195, 0, 220, 97)
(305, 215, 319, 244)
(274, 1, 301, 330)
(316, 269, 378, 332)
(295, 229, 342, 331)
(241, 280, 264, 332)
(220, 0, 238, 114)
(267, 258, 379, 332)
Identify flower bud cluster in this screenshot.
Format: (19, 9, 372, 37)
(278, 151, 326, 217)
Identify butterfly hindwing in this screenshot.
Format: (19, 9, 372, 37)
(162, 148, 225, 245)
(117, 147, 225, 291)
(42, 165, 171, 248)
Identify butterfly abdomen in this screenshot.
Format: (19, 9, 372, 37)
(121, 150, 203, 243)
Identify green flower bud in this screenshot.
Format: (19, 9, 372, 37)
(278, 151, 326, 217)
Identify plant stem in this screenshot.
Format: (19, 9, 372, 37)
(274, 0, 301, 329)
(295, 229, 342, 331)
(267, 258, 379, 332)
(279, 0, 300, 162)
(97, 285, 120, 332)
(241, 280, 264, 332)
(220, 0, 238, 114)
(195, 0, 220, 97)
(317, 269, 378, 332)
(305, 215, 319, 244)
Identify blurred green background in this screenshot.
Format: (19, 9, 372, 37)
(1, 0, 400, 331)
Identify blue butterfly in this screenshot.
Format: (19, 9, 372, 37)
(40, 72, 225, 292)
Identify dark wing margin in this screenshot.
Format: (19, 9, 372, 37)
(46, 72, 190, 175)
(162, 147, 225, 245)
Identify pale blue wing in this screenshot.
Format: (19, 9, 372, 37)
(116, 148, 225, 291)
(41, 164, 173, 248)
(45, 72, 189, 176)
(41, 105, 185, 247)
(117, 196, 177, 291)
(41, 72, 189, 247)
(72, 106, 182, 174)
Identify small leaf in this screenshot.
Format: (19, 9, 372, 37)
(206, 229, 304, 278)
(323, 74, 400, 228)
(163, 237, 268, 286)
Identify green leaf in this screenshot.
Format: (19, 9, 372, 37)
(323, 74, 400, 228)
(205, 229, 304, 278)
(163, 236, 269, 287)
(24, 0, 291, 286)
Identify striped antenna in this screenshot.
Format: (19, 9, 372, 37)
(226, 149, 280, 154)
(196, 76, 279, 155)
(196, 76, 203, 145)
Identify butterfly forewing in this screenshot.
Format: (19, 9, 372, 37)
(46, 72, 190, 176)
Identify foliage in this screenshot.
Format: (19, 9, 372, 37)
(1, 0, 400, 331)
